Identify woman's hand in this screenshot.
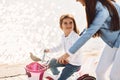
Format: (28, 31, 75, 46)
(57, 53, 70, 64)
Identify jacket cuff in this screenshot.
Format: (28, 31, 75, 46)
(67, 50, 73, 56)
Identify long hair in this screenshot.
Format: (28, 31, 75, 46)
(59, 14, 80, 34)
(85, 0, 120, 37)
(111, 0, 115, 2)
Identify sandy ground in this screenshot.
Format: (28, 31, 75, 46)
(0, 51, 101, 80)
(0, 63, 28, 80)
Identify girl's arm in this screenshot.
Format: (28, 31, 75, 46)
(45, 38, 63, 53)
(49, 43, 63, 53)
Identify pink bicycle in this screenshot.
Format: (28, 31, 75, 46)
(26, 52, 96, 80)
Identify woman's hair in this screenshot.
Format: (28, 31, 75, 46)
(59, 14, 80, 34)
(85, 0, 120, 37)
(111, 0, 115, 2)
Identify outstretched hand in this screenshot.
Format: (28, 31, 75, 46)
(57, 53, 70, 64)
(44, 49, 50, 53)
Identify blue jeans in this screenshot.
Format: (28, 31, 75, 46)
(49, 58, 80, 80)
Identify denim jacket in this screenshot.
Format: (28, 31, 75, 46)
(68, 1, 120, 55)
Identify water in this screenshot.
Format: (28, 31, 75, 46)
(0, 0, 119, 64)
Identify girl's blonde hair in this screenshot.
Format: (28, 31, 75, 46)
(59, 14, 80, 34)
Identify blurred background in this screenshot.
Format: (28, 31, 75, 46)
(0, 0, 119, 64)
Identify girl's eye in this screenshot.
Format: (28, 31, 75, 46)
(63, 21, 73, 25)
(69, 22, 73, 24)
(63, 22, 67, 25)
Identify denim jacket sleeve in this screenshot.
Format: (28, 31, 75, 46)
(68, 2, 110, 55)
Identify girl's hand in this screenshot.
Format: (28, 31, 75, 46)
(44, 49, 50, 53)
(57, 53, 70, 64)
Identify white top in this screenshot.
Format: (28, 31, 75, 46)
(49, 31, 82, 66)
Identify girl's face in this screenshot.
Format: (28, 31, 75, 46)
(61, 18, 74, 36)
(76, 0, 85, 6)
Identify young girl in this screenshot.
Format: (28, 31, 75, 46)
(44, 14, 82, 80)
(59, 0, 120, 80)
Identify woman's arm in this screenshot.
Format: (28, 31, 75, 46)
(68, 2, 110, 55)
